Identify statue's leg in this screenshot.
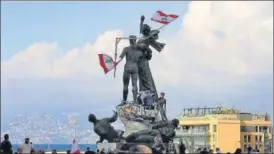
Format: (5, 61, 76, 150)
(123, 70, 130, 102)
(141, 61, 152, 91)
(131, 72, 138, 103)
(138, 66, 144, 92)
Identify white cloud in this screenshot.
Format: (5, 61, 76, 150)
(1, 1, 273, 115)
(152, 1, 273, 86)
(2, 2, 272, 88)
(2, 30, 126, 79)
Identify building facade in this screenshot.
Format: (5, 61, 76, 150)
(177, 107, 273, 153)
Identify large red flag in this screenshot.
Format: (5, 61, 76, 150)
(151, 10, 179, 25)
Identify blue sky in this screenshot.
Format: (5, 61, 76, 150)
(1, 1, 273, 143)
(1, 1, 188, 60)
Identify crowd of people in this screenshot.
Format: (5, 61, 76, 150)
(0, 133, 262, 154)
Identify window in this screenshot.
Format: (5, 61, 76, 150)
(213, 125, 217, 132)
(255, 135, 258, 142)
(241, 126, 256, 132)
(244, 135, 247, 142)
(256, 126, 259, 132)
(244, 144, 247, 152)
(247, 135, 251, 142)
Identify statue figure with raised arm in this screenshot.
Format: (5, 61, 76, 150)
(88, 111, 124, 143)
(116, 35, 142, 104)
(137, 15, 166, 99)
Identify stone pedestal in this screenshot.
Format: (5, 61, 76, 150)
(116, 103, 161, 137)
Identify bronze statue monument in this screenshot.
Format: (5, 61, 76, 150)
(92, 14, 179, 154)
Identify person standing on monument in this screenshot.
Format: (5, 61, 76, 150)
(116, 35, 142, 103)
(157, 92, 167, 112)
(157, 92, 168, 121)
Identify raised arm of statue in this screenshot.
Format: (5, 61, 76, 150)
(140, 15, 145, 34)
(151, 120, 168, 129)
(106, 110, 118, 123)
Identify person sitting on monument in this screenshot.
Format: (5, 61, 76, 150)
(116, 35, 143, 105)
(139, 90, 155, 109)
(88, 111, 124, 143)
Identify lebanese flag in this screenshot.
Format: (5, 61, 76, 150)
(151, 10, 179, 25)
(98, 54, 116, 74)
(71, 139, 81, 154)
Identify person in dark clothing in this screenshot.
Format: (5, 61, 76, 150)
(157, 92, 168, 121)
(66, 149, 71, 154)
(234, 148, 242, 154)
(178, 139, 186, 154)
(151, 136, 166, 154)
(247, 146, 252, 154)
(200, 148, 209, 154)
(167, 140, 176, 154)
(52, 149, 57, 154)
(85, 147, 95, 154)
(0, 134, 13, 154)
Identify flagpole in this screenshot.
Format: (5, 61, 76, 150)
(156, 19, 177, 31)
(114, 38, 120, 78)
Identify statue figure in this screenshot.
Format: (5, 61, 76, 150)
(137, 15, 165, 98)
(116, 35, 142, 103)
(88, 111, 123, 143)
(125, 118, 179, 144)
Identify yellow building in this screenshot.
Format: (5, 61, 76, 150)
(177, 107, 273, 153)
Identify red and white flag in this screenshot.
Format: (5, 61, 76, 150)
(151, 10, 179, 25)
(98, 54, 117, 74)
(71, 139, 81, 154)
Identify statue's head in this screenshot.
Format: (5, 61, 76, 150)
(129, 35, 137, 45)
(171, 119, 179, 128)
(88, 114, 97, 123)
(142, 24, 151, 36)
